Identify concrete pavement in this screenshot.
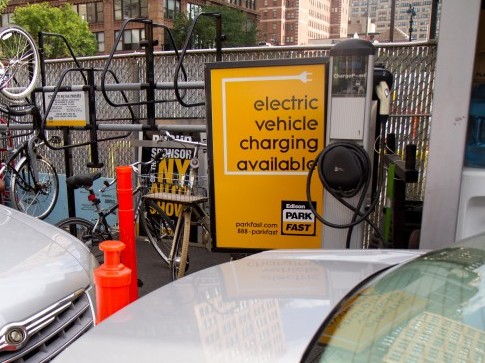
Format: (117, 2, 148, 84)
(135, 236, 232, 297)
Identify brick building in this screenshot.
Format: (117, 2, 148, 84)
(3, 0, 258, 54)
(258, 0, 350, 46)
(349, 0, 439, 42)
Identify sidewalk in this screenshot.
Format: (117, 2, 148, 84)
(135, 236, 232, 297)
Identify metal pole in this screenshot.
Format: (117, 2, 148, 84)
(366, 0, 369, 36)
(390, 0, 396, 42)
(86, 68, 103, 168)
(143, 21, 156, 127)
(429, 0, 439, 40)
(407, 4, 416, 42)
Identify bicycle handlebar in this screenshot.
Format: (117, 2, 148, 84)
(67, 150, 166, 194)
(100, 150, 166, 192)
(161, 130, 207, 148)
(131, 150, 165, 170)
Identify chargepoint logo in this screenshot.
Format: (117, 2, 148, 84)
(333, 72, 367, 80)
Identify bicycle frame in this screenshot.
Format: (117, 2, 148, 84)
(155, 131, 212, 279)
(0, 135, 40, 192)
(88, 184, 145, 239)
(0, 104, 59, 219)
(70, 149, 165, 240)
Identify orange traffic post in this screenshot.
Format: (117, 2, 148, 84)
(116, 165, 138, 302)
(94, 240, 131, 323)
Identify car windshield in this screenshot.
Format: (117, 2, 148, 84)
(304, 238, 485, 362)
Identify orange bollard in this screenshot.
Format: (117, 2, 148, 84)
(94, 240, 131, 323)
(116, 165, 138, 302)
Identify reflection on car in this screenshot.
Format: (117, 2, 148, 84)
(54, 248, 422, 362)
(0, 205, 98, 362)
(307, 242, 485, 362)
(55, 233, 485, 362)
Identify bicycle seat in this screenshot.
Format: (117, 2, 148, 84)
(66, 172, 102, 190)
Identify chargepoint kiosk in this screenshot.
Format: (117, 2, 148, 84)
(323, 39, 376, 249)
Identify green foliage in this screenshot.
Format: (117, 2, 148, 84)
(0, 0, 7, 14)
(13, 3, 98, 59)
(172, 5, 257, 50)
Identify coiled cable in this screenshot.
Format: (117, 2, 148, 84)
(306, 123, 386, 248)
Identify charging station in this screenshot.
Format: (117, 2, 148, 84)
(319, 39, 383, 249)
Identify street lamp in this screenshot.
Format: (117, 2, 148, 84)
(407, 4, 416, 42)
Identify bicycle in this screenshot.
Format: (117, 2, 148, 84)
(0, 105, 59, 219)
(0, 25, 40, 102)
(142, 131, 211, 280)
(0, 25, 55, 218)
(55, 151, 175, 263)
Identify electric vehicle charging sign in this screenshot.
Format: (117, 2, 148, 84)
(206, 58, 327, 251)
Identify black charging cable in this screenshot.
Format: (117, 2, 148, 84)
(306, 122, 387, 248)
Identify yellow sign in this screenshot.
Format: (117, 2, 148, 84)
(206, 59, 327, 250)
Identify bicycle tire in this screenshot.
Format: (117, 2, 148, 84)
(0, 26, 40, 101)
(10, 156, 59, 219)
(170, 210, 191, 281)
(56, 217, 104, 264)
(139, 198, 175, 264)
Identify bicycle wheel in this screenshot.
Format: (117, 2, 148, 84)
(139, 198, 175, 264)
(0, 26, 40, 101)
(170, 210, 191, 281)
(10, 156, 59, 219)
(56, 217, 104, 264)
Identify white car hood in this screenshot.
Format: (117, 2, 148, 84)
(0, 206, 94, 326)
(55, 249, 423, 362)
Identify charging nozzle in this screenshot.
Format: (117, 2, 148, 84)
(373, 66, 393, 92)
(376, 80, 391, 116)
(373, 66, 393, 117)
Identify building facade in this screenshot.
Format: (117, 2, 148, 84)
(2, 0, 437, 55)
(258, 0, 336, 45)
(349, 0, 436, 41)
(330, 0, 350, 39)
(3, 0, 258, 54)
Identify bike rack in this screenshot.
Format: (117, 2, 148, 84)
(0, 14, 224, 219)
(382, 134, 420, 248)
(100, 14, 223, 119)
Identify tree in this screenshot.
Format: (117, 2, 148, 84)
(172, 5, 257, 50)
(0, 0, 7, 14)
(13, 3, 98, 59)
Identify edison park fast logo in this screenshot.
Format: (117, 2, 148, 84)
(281, 201, 316, 236)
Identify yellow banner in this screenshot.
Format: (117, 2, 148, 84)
(207, 59, 327, 250)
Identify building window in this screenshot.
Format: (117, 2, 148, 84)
(114, 0, 148, 21)
(87, 2, 104, 23)
(187, 3, 202, 18)
(164, 0, 181, 19)
(73, 2, 103, 24)
(75, 3, 87, 21)
(95, 32, 105, 52)
(115, 28, 145, 51)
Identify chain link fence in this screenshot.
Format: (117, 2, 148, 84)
(3, 41, 436, 246)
